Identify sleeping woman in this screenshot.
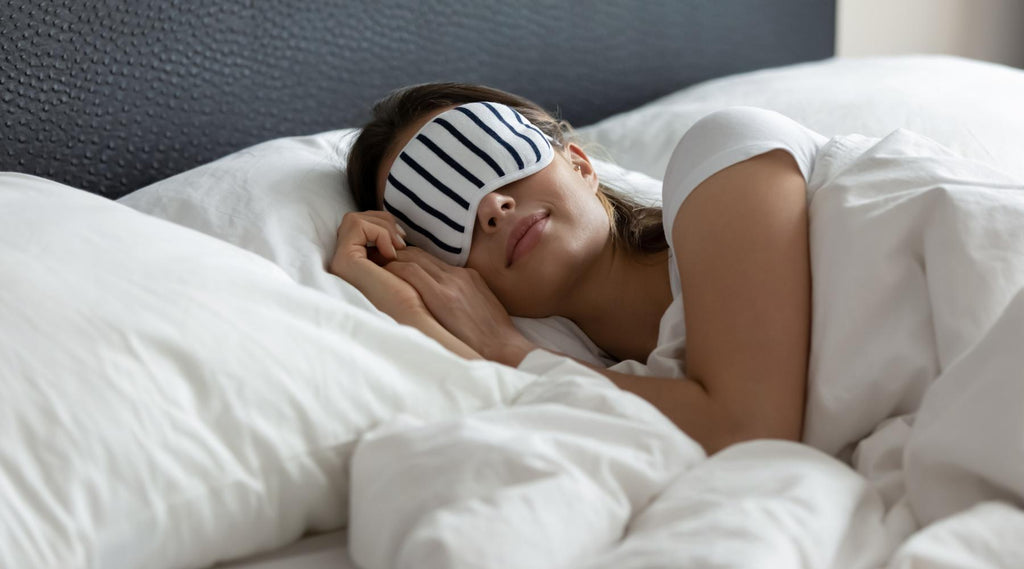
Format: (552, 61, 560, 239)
(329, 82, 817, 455)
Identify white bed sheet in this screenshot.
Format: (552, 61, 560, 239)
(218, 531, 354, 569)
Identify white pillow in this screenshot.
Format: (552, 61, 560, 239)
(579, 55, 1024, 183)
(0, 173, 543, 569)
(118, 131, 663, 367)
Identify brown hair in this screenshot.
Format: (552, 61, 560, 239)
(346, 82, 667, 255)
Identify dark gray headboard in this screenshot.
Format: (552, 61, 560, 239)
(1, 1, 835, 199)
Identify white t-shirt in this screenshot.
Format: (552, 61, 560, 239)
(609, 106, 828, 378)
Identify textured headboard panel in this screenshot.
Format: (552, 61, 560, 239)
(1, 1, 835, 199)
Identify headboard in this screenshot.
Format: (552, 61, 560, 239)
(1, 1, 836, 199)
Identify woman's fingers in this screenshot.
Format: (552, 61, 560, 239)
(357, 216, 407, 254)
(334, 212, 406, 265)
(331, 221, 397, 283)
(358, 221, 400, 260)
(360, 209, 405, 230)
(386, 254, 476, 316)
(386, 258, 524, 363)
(386, 261, 443, 305)
(358, 210, 407, 249)
(394, 247, 454, 280)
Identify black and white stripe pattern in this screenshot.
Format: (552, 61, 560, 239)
(382, 101, 554, 266)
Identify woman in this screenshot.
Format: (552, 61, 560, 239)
(330, 83, 816, 454)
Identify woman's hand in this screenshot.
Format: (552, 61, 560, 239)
(384, 248, 538, 366)
(328, 211, 427, 323)
(328, 212, 482, 360)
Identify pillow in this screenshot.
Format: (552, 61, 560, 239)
(579, 55, 1024, 183)
(0, 173, 546, 568)
(118, 131, 663, 367)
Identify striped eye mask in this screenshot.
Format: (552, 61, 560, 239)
(382, 101, 555, 266)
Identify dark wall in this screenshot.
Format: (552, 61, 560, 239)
(0, 0, 835, 198)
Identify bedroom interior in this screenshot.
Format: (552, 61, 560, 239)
(3, 1, 1024, 568)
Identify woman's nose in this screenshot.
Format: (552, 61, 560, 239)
(476, 192, 515, 232)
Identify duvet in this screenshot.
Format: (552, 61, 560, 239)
(348, 128, 1024, 569)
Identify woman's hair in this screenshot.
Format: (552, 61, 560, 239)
(346, 82, 667, 256)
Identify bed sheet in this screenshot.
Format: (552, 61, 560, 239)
(217, 531, 354, 569)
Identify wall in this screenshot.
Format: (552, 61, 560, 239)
(837, 0, 1024, 68)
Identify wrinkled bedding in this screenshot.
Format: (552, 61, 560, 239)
(347, 129, 1024, 569)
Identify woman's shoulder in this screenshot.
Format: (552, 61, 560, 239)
(684, 106, 798, 138)
(660, 107, 826, 241)
(670, 107, 823, 171)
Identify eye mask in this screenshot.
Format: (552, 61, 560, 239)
(382, 101, 555, 266)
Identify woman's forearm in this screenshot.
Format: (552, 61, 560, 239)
(481, 338, 754, 453)
(417, 320, 756, 453)
(593, 367, 737, 454)
(401, 312, 483, 360)
(544, 355, 759, 454)
(601, 365, 806, 453)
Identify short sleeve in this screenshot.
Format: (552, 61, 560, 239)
(660, 107, 828, 241)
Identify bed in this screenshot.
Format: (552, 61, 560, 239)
(4, 1, 1024, 568)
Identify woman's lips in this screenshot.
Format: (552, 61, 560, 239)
(506, 212, 549, 267)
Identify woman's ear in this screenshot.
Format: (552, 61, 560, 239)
(566, 143, 600, 193)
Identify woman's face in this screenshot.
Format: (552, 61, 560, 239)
(376, 108, 612, 317)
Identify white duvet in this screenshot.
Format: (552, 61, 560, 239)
(348, 128, 1024, 569)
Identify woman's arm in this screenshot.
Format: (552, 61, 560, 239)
(673, 148, 810, 447)
(402, 312, 483, 360)
(592, 149, 810, 453)
(328, 211, 483, 360)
